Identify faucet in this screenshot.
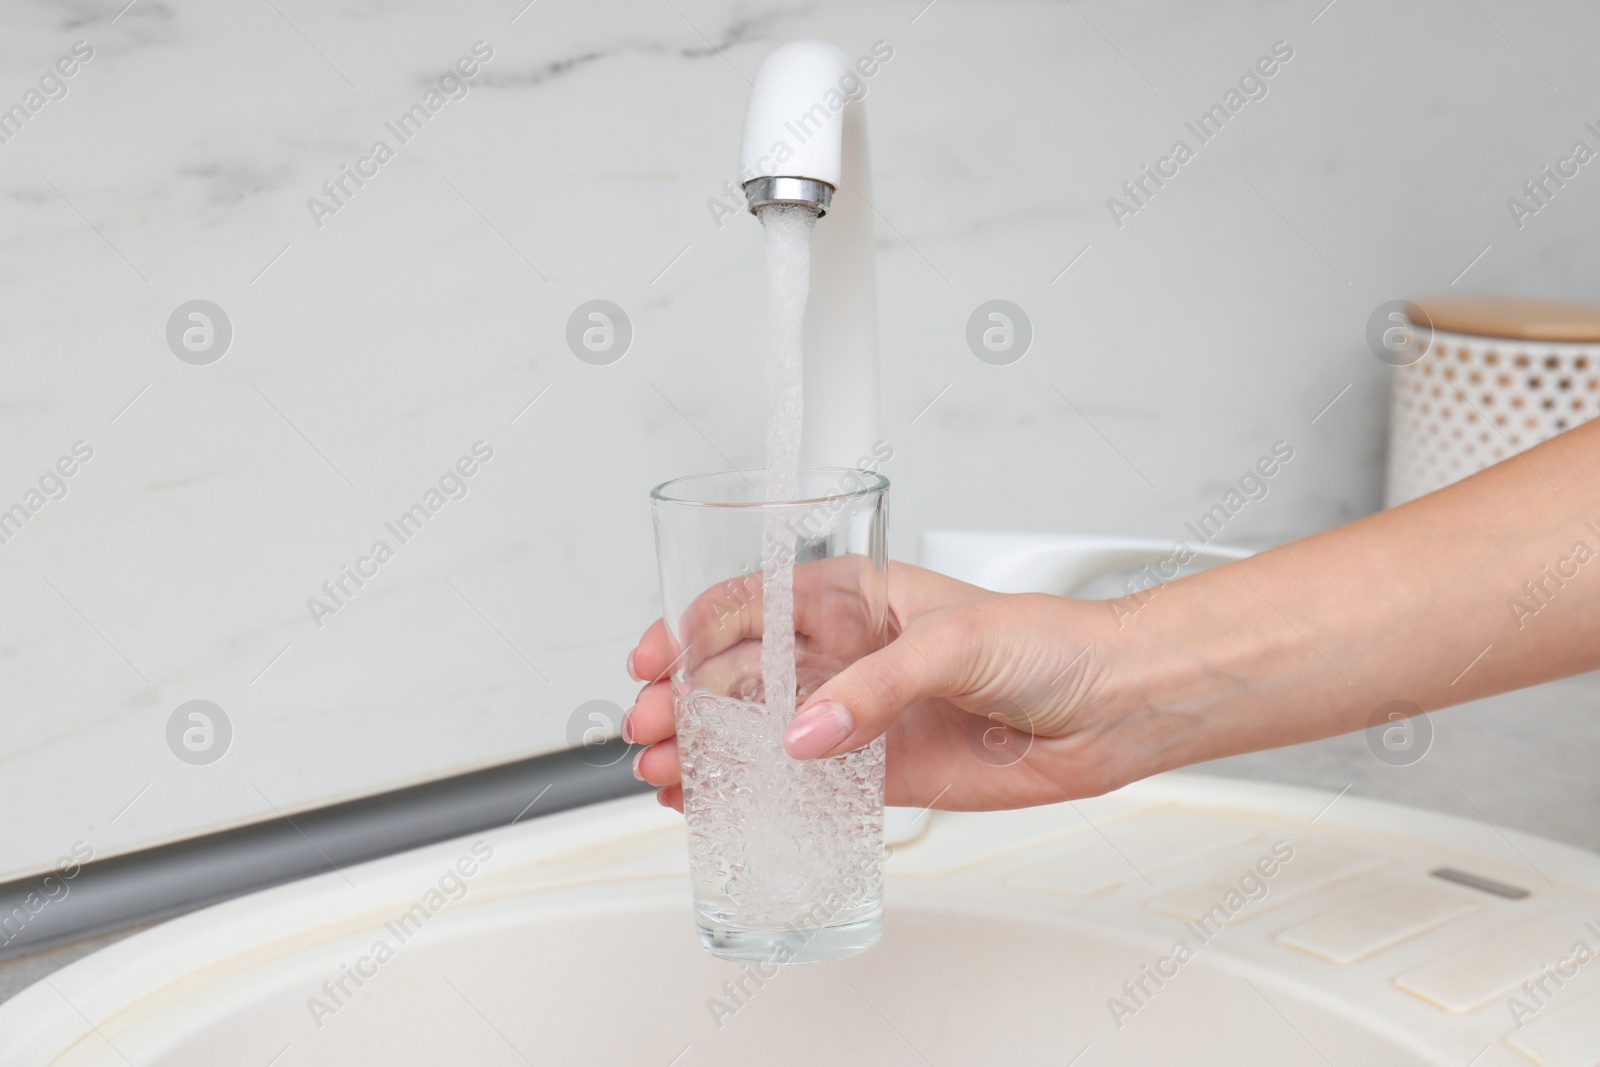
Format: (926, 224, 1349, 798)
(739, 41, 878, 471)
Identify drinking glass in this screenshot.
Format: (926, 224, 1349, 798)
(650, 467, 889, 964)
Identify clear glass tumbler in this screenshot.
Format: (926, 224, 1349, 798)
(650, 467, 889, 964)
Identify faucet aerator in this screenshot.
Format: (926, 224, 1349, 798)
(744, 176, 834, 217)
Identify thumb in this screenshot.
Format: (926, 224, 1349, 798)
(783, 620, 965, 760)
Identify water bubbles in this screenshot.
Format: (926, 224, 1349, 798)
(678, 689, 884, 929)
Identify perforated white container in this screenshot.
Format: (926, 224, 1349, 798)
(1386, 296, 1600, 506)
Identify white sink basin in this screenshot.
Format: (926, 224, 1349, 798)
(5, 775, 1599, 1066)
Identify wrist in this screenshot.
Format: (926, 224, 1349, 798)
(1093, 563, 1313, 777)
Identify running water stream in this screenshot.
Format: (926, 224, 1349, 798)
(757, 203, 815, 728)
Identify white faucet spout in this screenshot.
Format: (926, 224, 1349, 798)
(740, 41, 848, 192)
(740, 40, 879, 470)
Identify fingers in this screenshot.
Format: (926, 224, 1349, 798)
(627, 619, 678, 682)
(627, 620, 764, 715)
(623, 682, 674, 745)
(626, 680, 681, 789)
(784, 612, 974, 760)
(633, 735, 681, 788)
(676, 554, 885, 671)
(632, 559, 992, 687)
(627, 620, 671, 682)
(657, 784, 683, 812)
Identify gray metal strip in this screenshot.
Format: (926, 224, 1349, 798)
(1429, 866, 1531, 900)
(0, 742, 649, 961)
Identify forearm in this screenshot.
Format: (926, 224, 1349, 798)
(1112, 418, 1600, 773)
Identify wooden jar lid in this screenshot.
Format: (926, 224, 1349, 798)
(1408, 295, 1600, 343)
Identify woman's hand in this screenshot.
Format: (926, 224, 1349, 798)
(624, 560, 1154, 813)
(629, 418, 1600, 816)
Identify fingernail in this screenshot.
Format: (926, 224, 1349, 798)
(785, 700, 853, 760)
(620, 711, 634, 745)
(626, 649, 638, 679)
(632, 747, 646, 781)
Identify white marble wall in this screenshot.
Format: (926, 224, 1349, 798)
(3, 0, 1597, 878)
